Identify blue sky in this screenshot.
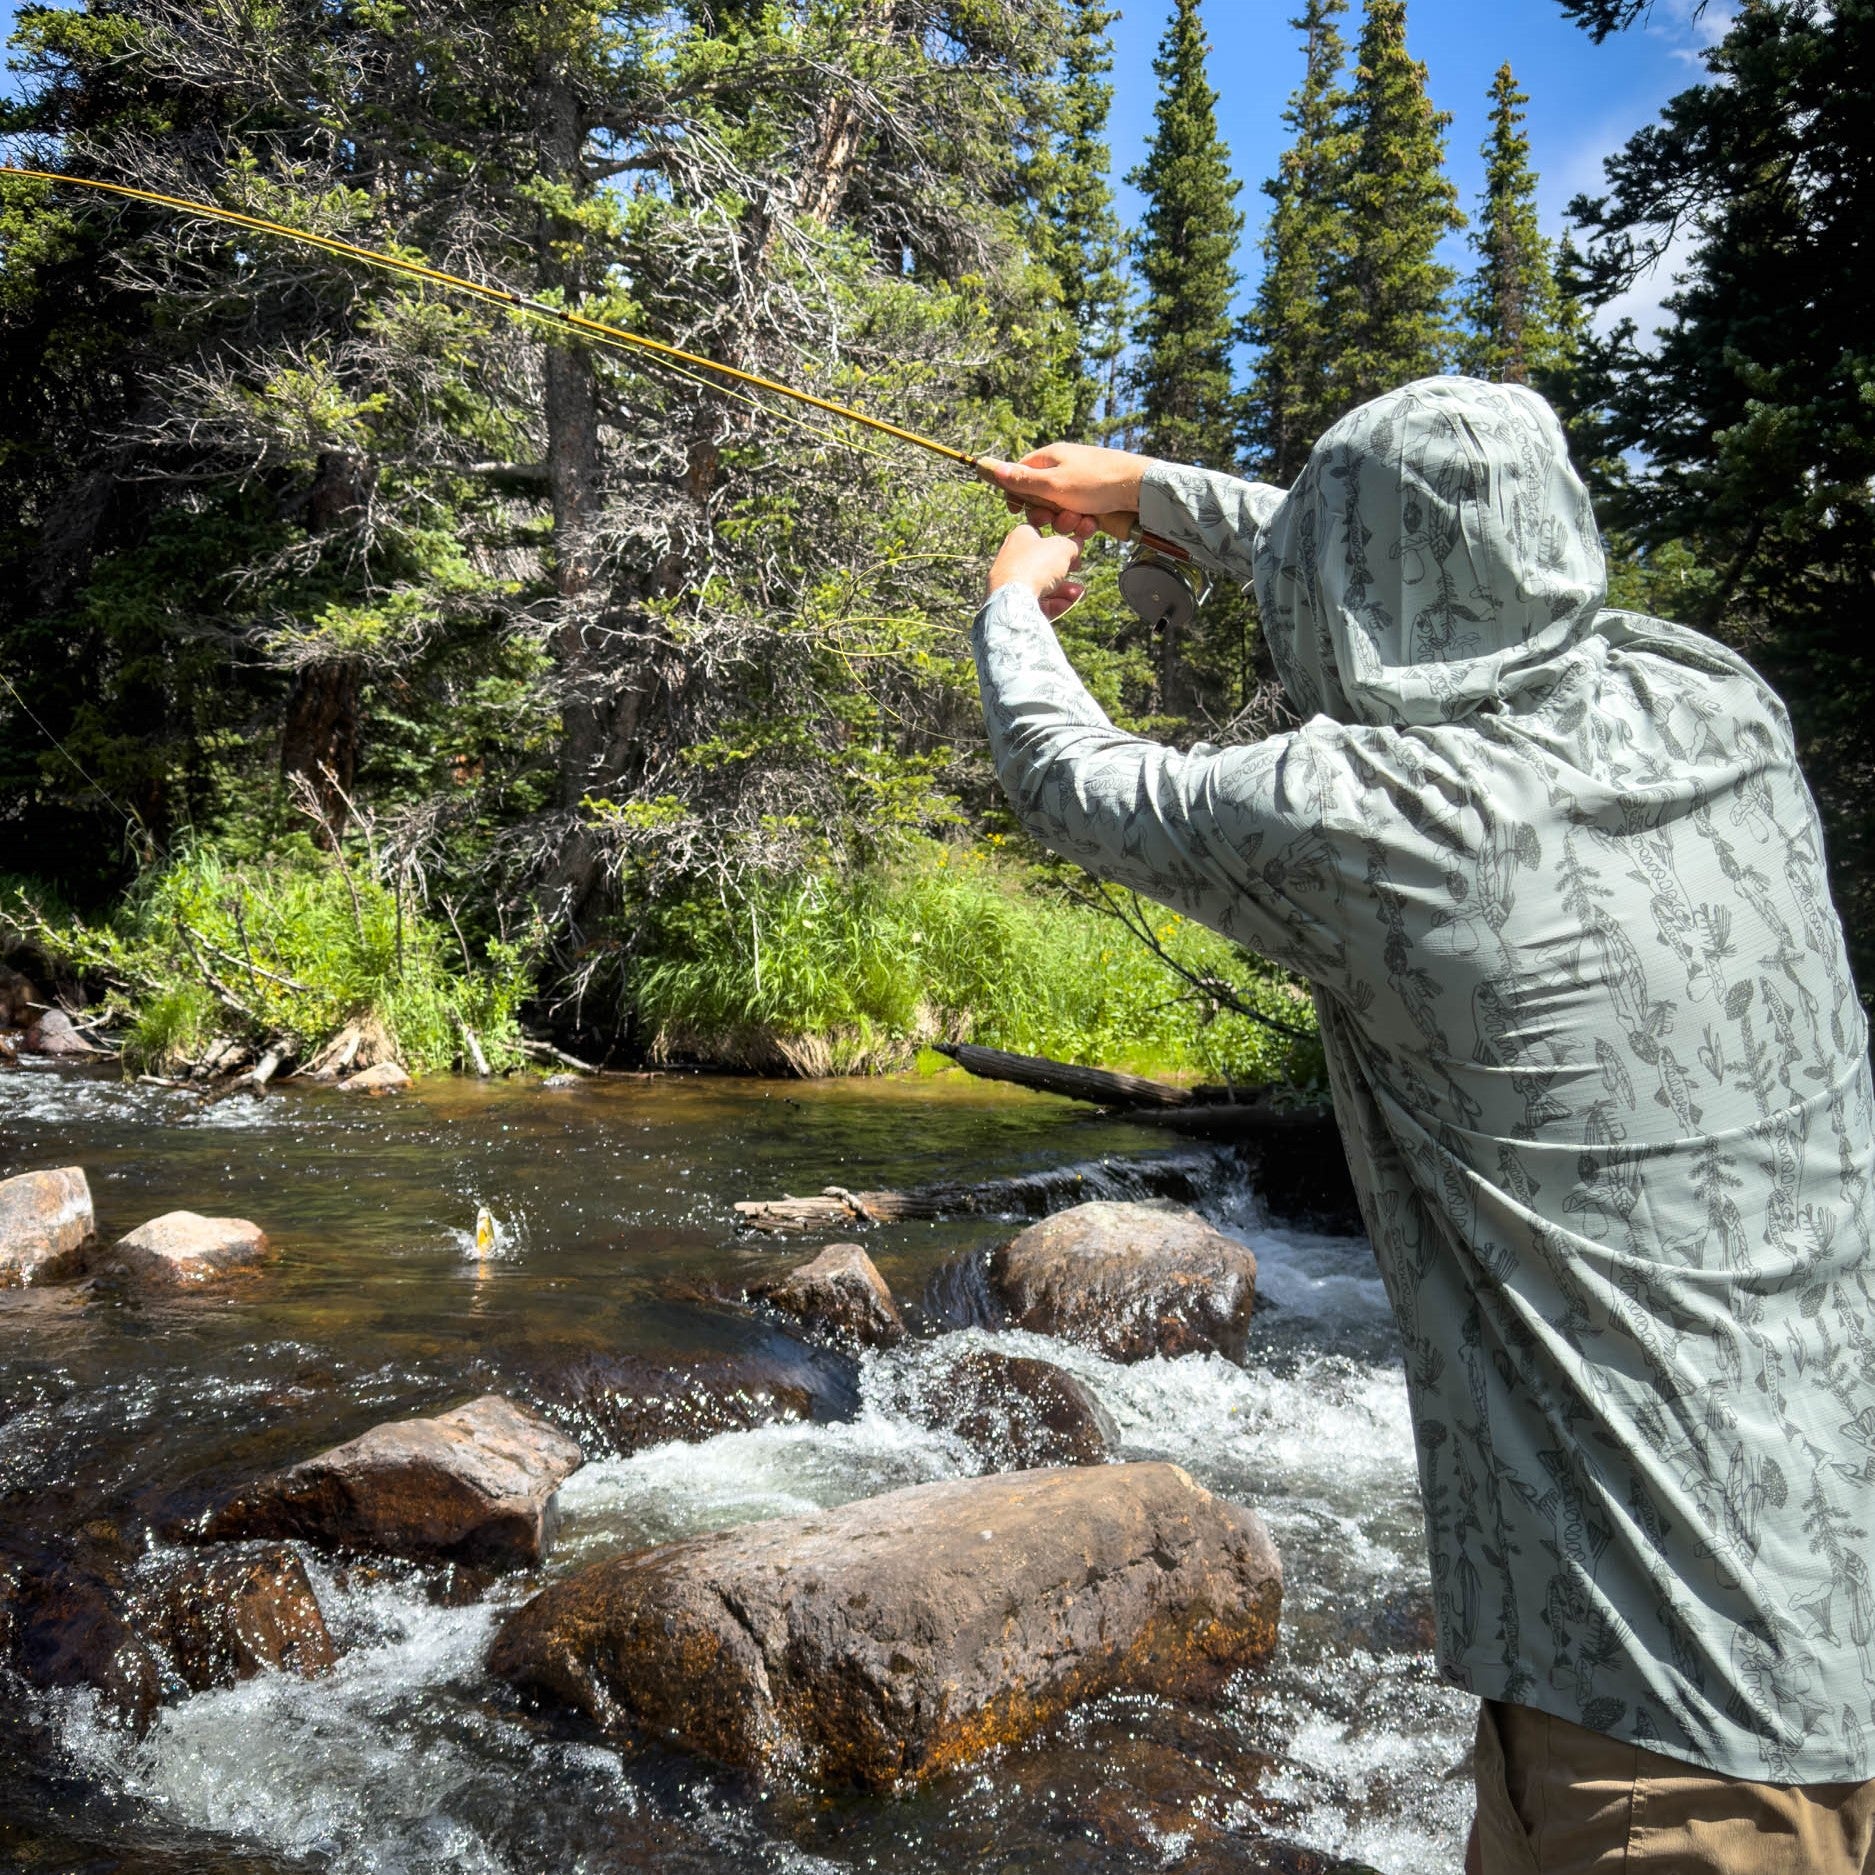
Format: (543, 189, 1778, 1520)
(3, 0, 1726, 334)
(1103, 0, 1733, 336)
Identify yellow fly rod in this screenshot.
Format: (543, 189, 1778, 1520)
(0, 166, 981, 470)
(0, 166, 1209, 630)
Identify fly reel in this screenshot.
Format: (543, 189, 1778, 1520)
(1117, 530, 1211, 635)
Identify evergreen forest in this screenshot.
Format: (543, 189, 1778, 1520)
(1, 0, 1869, 1083)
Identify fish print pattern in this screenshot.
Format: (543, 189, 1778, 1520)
(971, 377, 1875, 1782)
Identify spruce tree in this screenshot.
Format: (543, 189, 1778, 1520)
(1327, 0, 1464, 410)
(1242, 0, 1355, 483)
(1034, 0, 1130, 440)
(1125, 0, 1243, 470)
(1459, 63, 1578, 388)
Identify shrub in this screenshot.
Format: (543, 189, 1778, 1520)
(630, 841, 1321, 1086)
(2, 840, 531, 1074)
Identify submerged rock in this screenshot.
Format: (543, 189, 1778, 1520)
(102, 1211, 271, 1288)
(527, 1348, 835, 1457)
(133, 1543, 337, 1691)
(899, 1346, 1115, 1471)
(989, 1200, 1257, 1363)
(203, 1394, 583, 1569)
(748, 1242, 905, 1349)
(337, 1060, 413, 1094)
(0, 1166, 96, 1288)
(22, 1007, 102, 1056)
(489, 1461, 1280, 1790)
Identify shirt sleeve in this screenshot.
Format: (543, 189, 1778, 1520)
(1137, 462, 1286, 585)
(971, 582, 1357, 987)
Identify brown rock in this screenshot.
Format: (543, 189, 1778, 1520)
(902, 1346, 1114, 1471)
(489, 1460, 1280, 1791)
(1, 1564, 160, 1731)
(104, 1211, 270, 1287)
(22, 1007, 102, 1056)
(134, 1544, 337, 1691)
(337, 1059, 412, 1093)
(989, 1200, 1257, 1363)
(748, 1242, 905, 1348)
(203, 1393, 583, 1569)
(528, 1350, 825, 1457)
(0, 961, 43, 1026)
(0, 1166, 96, 1287)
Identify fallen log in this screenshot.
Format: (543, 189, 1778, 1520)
(734, 1147, 1239, 1235)
(933, 1041, 1193, 1108)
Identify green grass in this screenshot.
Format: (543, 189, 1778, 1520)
(630, 840, 1322, 1086)
(2, 841, 531, 1074)
(6, 840, 1323, 1088)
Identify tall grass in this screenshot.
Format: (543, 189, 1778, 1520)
(632, 841, 1321, 1085)
(3, 842, 530, 1073)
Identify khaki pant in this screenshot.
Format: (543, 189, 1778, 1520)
(1467, 1699, 1875, 1874)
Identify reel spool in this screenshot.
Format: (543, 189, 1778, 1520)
(1117, 531, 1211, 635)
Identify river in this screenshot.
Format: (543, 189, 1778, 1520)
(0, 1060, 1472, 1873)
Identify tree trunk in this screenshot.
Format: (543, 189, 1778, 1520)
(280, 660, 362, 842)
(537, 2, 901, 939)
(280, 452, 369, 842)
(531, 28, 613, 932)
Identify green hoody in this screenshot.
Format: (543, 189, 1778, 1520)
(972, 377, 1875, 1781)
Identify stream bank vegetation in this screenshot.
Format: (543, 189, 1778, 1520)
(3, 0, 1866, 1083)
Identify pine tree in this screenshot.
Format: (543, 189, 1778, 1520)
(1327, 0, 1464, 410)
(1459, 63, 1578, 388)
(1125, 0, 1243, 470)
(1033, 0, 1130, 440)
(1242, 0, 1355, 484)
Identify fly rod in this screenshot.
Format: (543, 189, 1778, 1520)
(0, 166, 1207, 630)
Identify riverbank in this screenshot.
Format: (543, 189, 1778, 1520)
(4, 838, 1322, 1090)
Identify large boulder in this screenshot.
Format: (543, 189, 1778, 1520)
(203, 1394, 583, 1569)
(989, 1201, 1257, 1363)
(133, 1544, 336, 1692)
(22, 1007, 102, 1056)
(489, 1461, 1280, 1791)
(102, 1211, 270, 1288)
(526, 1348, 837, 1457)
(748, 1242, 905, 1349)
(0, 1166, 96, 1287)
(887, 1345, 1115, 1472)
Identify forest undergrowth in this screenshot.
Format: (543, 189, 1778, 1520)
(2, 834, 1321, 1086)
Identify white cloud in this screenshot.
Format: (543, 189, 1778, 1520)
(1649, 0, 1739, 65)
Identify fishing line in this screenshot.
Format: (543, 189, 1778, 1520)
(0, 668, 149, 845)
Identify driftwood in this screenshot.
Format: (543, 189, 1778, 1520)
(458, 1016, 492, 1078)
(930, 1041, 1360, 1227)
(735, 1148, 1237, 1235)
(933, 1042, 1193, 1109)
(518, 1037, 601, 1074)
(933, 1041, 1320, 1140)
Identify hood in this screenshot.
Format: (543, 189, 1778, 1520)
(1253, 377, 1607, 727)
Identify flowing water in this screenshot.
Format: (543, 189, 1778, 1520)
(0, 1061, 1473, 1874)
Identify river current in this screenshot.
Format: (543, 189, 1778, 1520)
(0, 1061, 1472, 1873)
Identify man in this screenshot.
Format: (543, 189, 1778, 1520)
(974, 378, 1875, 1872)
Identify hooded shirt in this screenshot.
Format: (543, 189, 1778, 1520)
(971, 377, 1875, 1782)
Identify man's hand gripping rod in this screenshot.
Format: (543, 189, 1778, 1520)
(1, 166, 1206, 633)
